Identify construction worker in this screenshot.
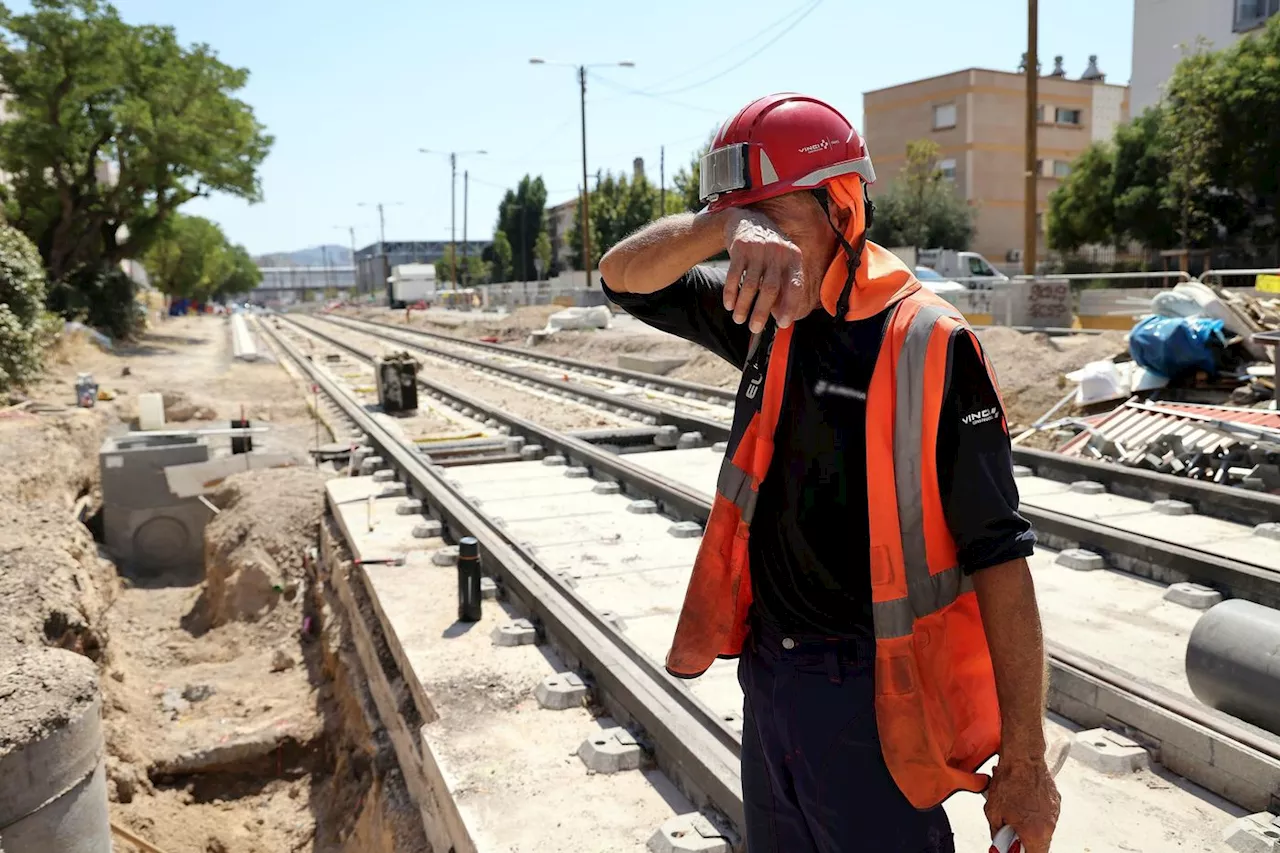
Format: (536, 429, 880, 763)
(599, 94, 1060, 853)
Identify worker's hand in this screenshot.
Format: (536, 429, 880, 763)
(985, 756, 1060, 852)
(721, 209, 804, 333)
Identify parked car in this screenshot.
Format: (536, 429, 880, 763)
(914, 266, 967, 295)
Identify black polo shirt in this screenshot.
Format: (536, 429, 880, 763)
(604, 265, 1035, 638)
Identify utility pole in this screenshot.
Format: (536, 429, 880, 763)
(358, 201, 401, 302)
(419, 149, 486, 287)
(462, 170, 470, 287)
(529, 57, 634, 289)
(1023, 0, 1039, 276)
(660, 145, 666, 215)
(348, 227, 357, 295)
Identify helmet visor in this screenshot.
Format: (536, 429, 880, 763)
(699, 143, 749, 204)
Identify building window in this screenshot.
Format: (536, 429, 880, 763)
(1055, 108, 1082, 125)
(1035, 105, 1046, 122)
(932, 103, 957, 130)
(1235, 0, 1279, 31)
(1053, 160, 1072, 178)
(938, 158, 957, 181)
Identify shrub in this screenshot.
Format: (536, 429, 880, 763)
(0, 225, 49, 393)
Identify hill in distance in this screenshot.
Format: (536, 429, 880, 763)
(254, 244, 352, 267)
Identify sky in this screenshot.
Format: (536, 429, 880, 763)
(68, 0, 1135, 255)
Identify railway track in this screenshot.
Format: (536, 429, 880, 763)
(263, 313, 1280, 828)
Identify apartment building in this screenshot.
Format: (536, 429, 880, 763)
(546, 197, 578, 273)
(1132, 0, 1278, 114)
(863, 60, 1129, 264)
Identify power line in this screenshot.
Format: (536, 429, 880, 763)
(590, 72, 723, 115)
(650, 1, 823, 96)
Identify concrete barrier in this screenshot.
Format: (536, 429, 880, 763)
(0, 647, 111, 852)
(230, 313, 258, 360)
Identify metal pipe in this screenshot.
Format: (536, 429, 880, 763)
(1186, 600, 1280, 736)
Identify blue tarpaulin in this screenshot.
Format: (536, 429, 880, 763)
(1129, 315, 1226, 379)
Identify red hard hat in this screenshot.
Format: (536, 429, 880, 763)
(700, 93, 875, 212)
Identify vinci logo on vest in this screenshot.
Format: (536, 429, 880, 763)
(962, 407, 1000, 427)
(814, 380, 866, 402)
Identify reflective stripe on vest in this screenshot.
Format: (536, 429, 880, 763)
(717, 462, 758, 524)
(871, 302, 968, 640)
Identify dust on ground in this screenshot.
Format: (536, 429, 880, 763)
(0, 315, 405, 853)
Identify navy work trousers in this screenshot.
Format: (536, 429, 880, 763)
(738, 617, 955, 853)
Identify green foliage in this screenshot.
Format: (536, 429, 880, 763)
(141, 213, 254, 301)
(866, 139, 974, 250)
(495, 175, 548, 281)
(1047, 143, 1115, 251)
(489, 231, 513, 283)
(671, 131, 715, 213)
(0, 0, 272, 309)
(1050, 18, 1280, 256)
(45, 264, 138, 340)
(568, 171, 668, 269)
(434, 245, 489, 285)
(0, 223, 51, 392)
(533, 231, 552, 280)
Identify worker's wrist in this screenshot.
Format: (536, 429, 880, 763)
(999, 730, 1048, 765)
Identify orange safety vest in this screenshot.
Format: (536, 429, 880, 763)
(666, 178, 1003, 810)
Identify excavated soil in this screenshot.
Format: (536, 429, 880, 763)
(1, 315, 426, 853)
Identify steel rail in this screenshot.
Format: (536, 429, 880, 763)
(305, 313, 734, 441)
(324, 311, 739, 402)
(269, 317, 1280, 816)
(263, 317, 746, 828)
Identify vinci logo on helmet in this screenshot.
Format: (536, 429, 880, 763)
(697, 94, 876, 212)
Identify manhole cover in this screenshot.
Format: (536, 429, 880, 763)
(133, 516, 190, 568)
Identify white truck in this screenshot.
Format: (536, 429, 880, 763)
(387, 263, 437, 308)
(915, 249, 1009, 286)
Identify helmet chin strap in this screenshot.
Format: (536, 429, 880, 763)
(813, 186, 874, 320)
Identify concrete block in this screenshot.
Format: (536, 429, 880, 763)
(669, 521, 703, 539)
(1012, 465, 1032, 478)
(484, 418, 499, 428)
(1055, 548, 1105, 571)
(479, 577, 497, 600)
(1070, 480, 1106, 495)
(1071, 728, 1149, 774)
(535, 672, 588, 710)
(396, 499, 423, 516)
(1163, 582, 1222, 609)
(628, 499, 659, 514)
(1152, 499, 1194, 516)
(617, 353, 688, 375)
(379, 483, 407, 498)
(677, 431, 704, 450)
(543, 455, 567, 466)
(461, 407, 475, 418)
(504, 436, 526, 452)
(577, 727, 642, 774)
(600, 610, 627, 631)
(360, 455, 385, 474)
(352, 445, 375, 461)
(565, 466, 591, 478)
(413, 520, 443, 539)
(1223, 813, 1280, 853)
(372, 468, 396, 483)
(498, 425, 511, 435)
(492, 618, 537, 647)
(648, 813, 732, 853)
(431, 546, 459, 566)
(593, 481, 621, 495)
(712, 441, 729, 454)
(654, 425, 680, 448)
(683, 391, 698, 400)
(1255, 523, 1280, 542)
(642, 415, 658, 426)
(520, 444, 545, 460)
(611, 405, 628, 416)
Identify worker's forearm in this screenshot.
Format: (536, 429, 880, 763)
(972, 558, 1048, 762)
(598, 211, 731, 294)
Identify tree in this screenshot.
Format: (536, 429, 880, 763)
(533, 231, 552, 280)
(434, 245, 488, 285)
(141, 213, 255, 302)
(0, 224, 51, 392)
(0, 0, 273, 289)
(567, 171, 665, 269)
(867, 139, 974, 250)
(671, 131, 716, 213)
(490, 230, 513, 283)
(495, 175, 548, 281)
(1047, 143, 1115, 252)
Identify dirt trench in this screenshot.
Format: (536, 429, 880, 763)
(0, 317, 428, 853)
